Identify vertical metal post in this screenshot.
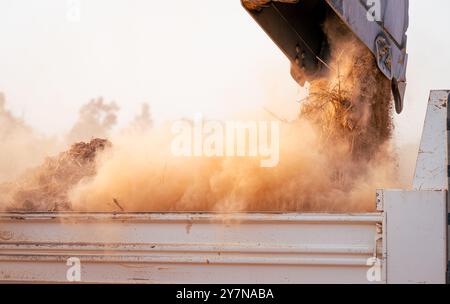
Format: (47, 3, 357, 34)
(447, 92, 450, 283)
(412, 90, 450, 283)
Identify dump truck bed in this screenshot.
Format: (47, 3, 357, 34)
(0, 191, 446, 284)
(0, 212, 382, 284)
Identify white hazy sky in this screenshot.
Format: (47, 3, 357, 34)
(0, 0, 449, 145)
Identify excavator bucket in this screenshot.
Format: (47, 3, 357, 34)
(242, 0, 409, 114)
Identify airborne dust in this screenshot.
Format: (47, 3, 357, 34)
(0, 17, 414, 213)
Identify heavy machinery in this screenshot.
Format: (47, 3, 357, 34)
(242, 0, 409, 114)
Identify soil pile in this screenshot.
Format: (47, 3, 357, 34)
(0, 139, 110, 211)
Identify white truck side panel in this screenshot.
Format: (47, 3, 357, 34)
(412, 90, 450, 281)
(383, 190, 447, 284)
(0, 213, 381, 284)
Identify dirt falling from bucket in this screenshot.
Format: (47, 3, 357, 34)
(66, 16, 399, 213)
(303, 16, 393, 161)
(0, 16, 402, 213)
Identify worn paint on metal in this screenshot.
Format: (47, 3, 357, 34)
(413, 90, 450, 191)
(0, 212, 382, 284)
(383, 190, 447, 284)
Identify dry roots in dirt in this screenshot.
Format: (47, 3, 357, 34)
(301, 19, 393, 161)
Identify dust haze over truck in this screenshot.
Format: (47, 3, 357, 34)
(242, 0, 409, 114)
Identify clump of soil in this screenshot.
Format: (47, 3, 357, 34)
(0, 138, 111, 212)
